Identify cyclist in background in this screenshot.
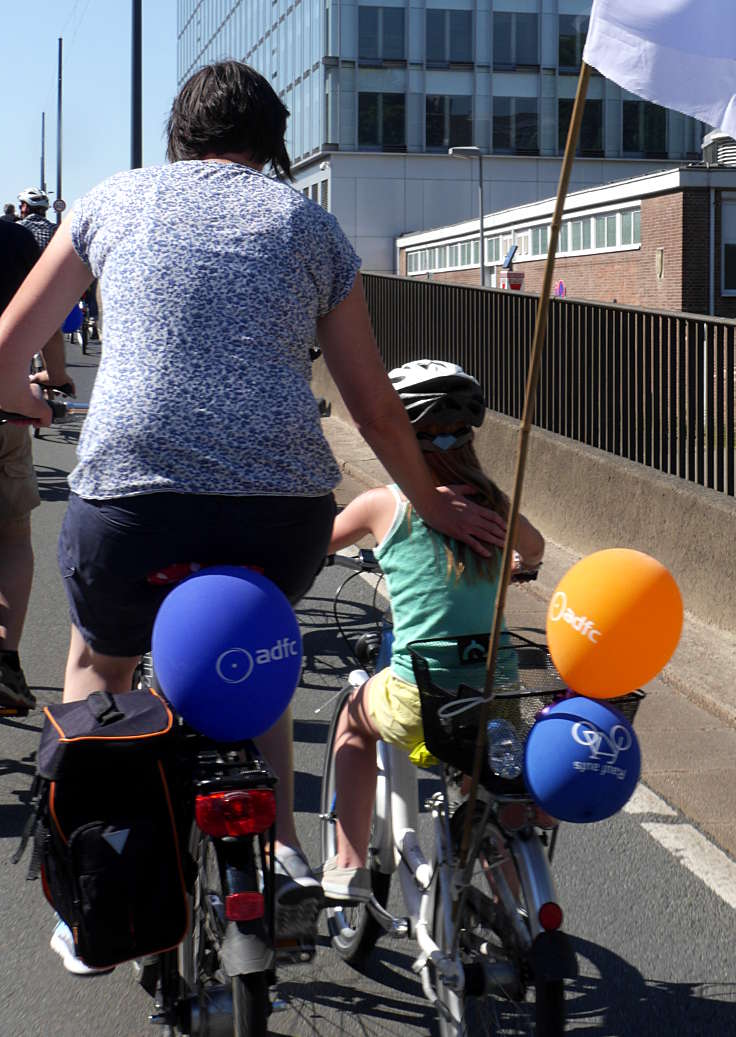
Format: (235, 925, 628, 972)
(17, 189, 56, 252)
(0, 63, 503, 959)
(0, 219, 74, 714)
(320, 361, 545, 902)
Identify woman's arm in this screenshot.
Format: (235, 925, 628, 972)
(0, 221, 91, 421)
(317, 275, 501, 558)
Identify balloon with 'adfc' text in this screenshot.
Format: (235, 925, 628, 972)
(524, 695, 641, 823)
(152, 566, 302, 741)
(546, 548, 682, 698)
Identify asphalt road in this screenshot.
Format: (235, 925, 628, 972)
(2, 337, 735, 1036)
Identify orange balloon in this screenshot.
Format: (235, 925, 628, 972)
(546, 549, 683, 698)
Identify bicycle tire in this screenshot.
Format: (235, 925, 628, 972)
(432, 806, 565, 1037)
(232, 973, 270, 1037)
(181, 828, 269, 1037)
(320, 686, 391, 968)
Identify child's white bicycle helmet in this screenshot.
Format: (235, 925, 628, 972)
(389, 360, 485, 449)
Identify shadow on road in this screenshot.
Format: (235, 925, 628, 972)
(34, 463, 72, 502)
(567, 936, 736, 1034)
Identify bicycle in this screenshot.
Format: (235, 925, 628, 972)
(4, 401, 297, 1035)
(319, 550, 644, 1036)
(133, 571, 317, 1037)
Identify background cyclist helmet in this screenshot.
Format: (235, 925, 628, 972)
(18, 187, 50, 211)
(389, 359, 485, 451)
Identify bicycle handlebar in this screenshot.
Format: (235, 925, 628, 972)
(0, 398, 88, 425)
(326, 548, 540, 583)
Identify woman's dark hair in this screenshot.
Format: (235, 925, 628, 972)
(166, 60, 292, 179)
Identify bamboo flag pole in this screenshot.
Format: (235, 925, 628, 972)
(458, 62, 592, 866)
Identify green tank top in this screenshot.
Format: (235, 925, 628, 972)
(374, 486, 517, 689)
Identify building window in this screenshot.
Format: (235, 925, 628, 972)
(558, 15, 589, 71)
(358, 92, 406, 150)
(493, 12, 538, 69)
(320, 180, 328, 210)
(558, 99, 603, 155)
(594, 213, 618, 249)
(721, 198, 736, 292)
(623, 101, 667, 157)
(358, 6, 405, 64)
(531, 225, 549, 256)
(620, 209, 641, 246)
(426, 10, 473, 66)
(493, 98, 538, 153)
(426, 95, 472, 149)
(486, 236, 501, 265)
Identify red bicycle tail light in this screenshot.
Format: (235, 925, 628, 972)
(225, 892, 265, 921)
(195, 789, 276, 837)
(538, 901, 563, 931)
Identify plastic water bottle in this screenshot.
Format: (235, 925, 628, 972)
(486, 719, 524, 779)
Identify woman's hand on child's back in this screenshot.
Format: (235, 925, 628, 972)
(420, 485, 508, 557)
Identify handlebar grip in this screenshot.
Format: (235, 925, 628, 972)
(0, 399, 64, 424)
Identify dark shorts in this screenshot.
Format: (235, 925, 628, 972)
(58, 492, 336, 656)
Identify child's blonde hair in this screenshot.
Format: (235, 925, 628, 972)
(410, 428, 508, 583)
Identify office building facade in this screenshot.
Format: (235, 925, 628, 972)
(177, 1, 707, 272)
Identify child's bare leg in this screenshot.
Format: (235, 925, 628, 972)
(334, 680, 381, 870)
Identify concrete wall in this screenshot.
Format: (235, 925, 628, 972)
(312, 359, 736, 636)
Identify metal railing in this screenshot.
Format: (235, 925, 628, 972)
(363, 274, 736, 498)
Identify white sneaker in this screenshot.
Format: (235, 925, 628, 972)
(50, 919, 114, 976)
(319, 856, 372, 903)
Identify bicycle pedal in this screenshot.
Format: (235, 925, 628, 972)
(275, 937, 316, 964)
(0, 706, 29, 718)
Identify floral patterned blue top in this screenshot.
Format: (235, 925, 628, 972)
(67, 160, 360, 499)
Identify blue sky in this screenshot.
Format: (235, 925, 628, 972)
(1, 0, 177, 214)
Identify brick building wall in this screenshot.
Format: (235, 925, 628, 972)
(399, 185, 736, 317)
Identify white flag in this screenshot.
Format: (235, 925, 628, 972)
(583, 0, 736, 139)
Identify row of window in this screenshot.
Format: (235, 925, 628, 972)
(405, 207, 642, 275)
(359, 92, 667, 157)
(358, 7, 589, 70)
(301, 179, 329, 210)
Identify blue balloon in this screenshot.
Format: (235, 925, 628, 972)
(62, 303, 84, 333)
(152, 566, 302, 741)
(523, 695, 641, 823)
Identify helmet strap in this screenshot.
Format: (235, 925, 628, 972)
(417, 428, 473, 453)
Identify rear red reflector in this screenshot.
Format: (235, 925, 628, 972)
(195, 789, 276, 838)
(538, 901, 563, 931)
(226, 892, 265, 921)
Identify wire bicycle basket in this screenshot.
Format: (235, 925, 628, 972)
(409, 627, 644, 796)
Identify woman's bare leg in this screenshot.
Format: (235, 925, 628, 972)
(63, 623, 139, 702)
(255, 705, 301, 853)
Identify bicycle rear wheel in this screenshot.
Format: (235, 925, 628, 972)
(320, 686, 391, 968)
(432, 807, 564, 1037)
(180, 829, 269, 1037)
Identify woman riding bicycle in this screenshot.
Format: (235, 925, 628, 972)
(320, 359, 545, 902)
(0, 63, 503, 962)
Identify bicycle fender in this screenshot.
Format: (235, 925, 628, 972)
(530, 930, 578, 981)
(220, 920, 273, 975)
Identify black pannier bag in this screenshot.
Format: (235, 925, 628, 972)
(15, 688, 189, 971)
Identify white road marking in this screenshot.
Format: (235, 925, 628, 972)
(641, 823, 736, 911)
(623, 784, 677, 816)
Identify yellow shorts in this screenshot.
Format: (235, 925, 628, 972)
(0, 425, 40, 522)
(366, 668, 438, 768)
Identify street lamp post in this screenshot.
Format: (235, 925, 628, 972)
(449, 146, 487, 288)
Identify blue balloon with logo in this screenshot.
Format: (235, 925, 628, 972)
(152, 566, 302, 741)
(62, 303, 84, 333)
(523, 695, 641, 823)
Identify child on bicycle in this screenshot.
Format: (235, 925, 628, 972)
(320, 359, 545, 902)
